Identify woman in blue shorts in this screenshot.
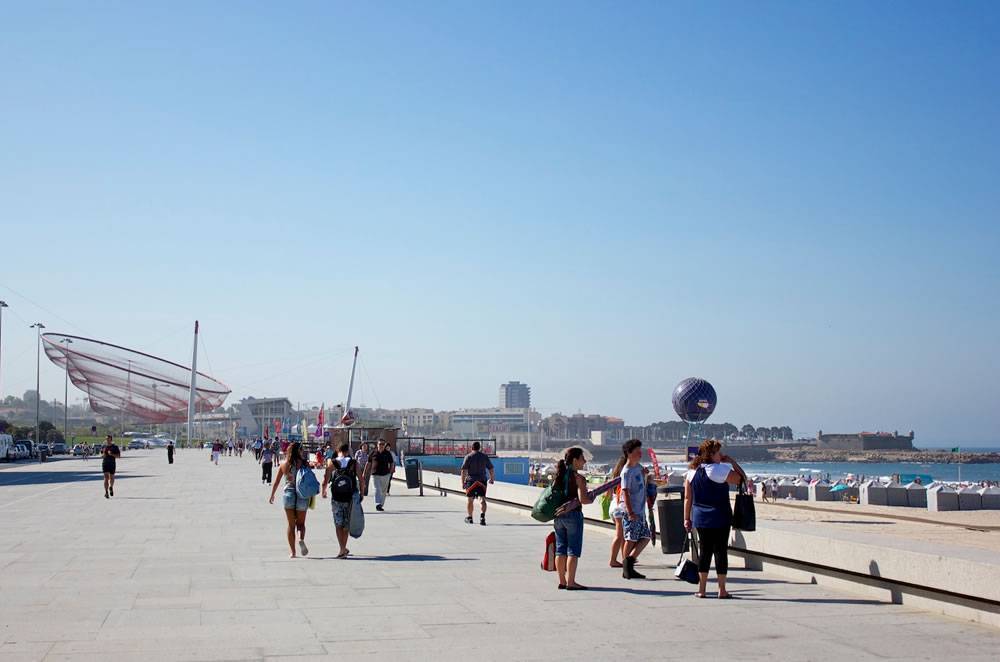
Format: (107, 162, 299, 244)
(269, 441, 312, 558)
(553, 446, 594, 590)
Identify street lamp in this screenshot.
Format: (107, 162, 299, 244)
(0, 301, 7, 403)
(30, 322, 45, 453)
(59, 337, 73, 439)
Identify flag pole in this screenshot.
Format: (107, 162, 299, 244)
(958, 445, 961, 484)
(187, 321, 199, 448)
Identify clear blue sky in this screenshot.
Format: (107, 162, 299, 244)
(1, 2, 998, 445)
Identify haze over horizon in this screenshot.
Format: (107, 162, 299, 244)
(1, 3, 998, 445)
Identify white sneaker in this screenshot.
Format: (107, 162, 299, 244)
(298, 540, 308, 557)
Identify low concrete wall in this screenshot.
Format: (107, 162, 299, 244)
(411, 468, 1000, 629)
(729, 524, 1000, 628)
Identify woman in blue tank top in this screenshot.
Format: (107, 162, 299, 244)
(683, 439, 748, 598)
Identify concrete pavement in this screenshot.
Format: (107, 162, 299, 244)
(1, 449, 999, 661)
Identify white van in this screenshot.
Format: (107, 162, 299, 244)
(0, 434, 14, 461)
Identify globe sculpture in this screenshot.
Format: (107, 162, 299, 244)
(672, 377, 717, 423)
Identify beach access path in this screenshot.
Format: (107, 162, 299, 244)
(2, 450, 999, 661)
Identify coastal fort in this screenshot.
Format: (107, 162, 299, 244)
(816, 430, 915, 451)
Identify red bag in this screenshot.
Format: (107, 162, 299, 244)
(541, 532, 556, 572)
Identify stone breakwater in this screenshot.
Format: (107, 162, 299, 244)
(771, 448, 1000, 465)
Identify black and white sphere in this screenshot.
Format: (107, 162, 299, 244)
(672, 378, 717, 423)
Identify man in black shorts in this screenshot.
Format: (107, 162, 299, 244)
(460, 441, 495, 526)
(101, 435, 121, 499)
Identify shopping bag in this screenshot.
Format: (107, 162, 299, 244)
(348, 493, 365, 539)
(732, 480, 756, 531)
(541, 532, 556, 572)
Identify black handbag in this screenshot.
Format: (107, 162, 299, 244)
(732, 480, 756, 531)
(673, 534, 700, 584)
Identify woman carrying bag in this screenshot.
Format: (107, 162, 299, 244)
(552, 447, 594, 591)
(683, 439, 749, 599)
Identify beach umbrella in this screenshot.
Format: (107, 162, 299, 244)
(829, 484, 849, 493)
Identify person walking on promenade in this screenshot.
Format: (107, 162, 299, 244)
(606, 454, 628, 568)
(370, 439, 395, 511)
(684, 439, 748, 599)
(211, 439, 222, 465)
(167, 440, 174, 465)
(101, 435, 121, 499)
(260, 442, 276, 485)
(619, 439, 652, 580)
(384, 443, 398, 495)
(253, 438, 263, 461)
(553, 446, 594, 590)
(269, 441, 311, 558)
(460, 441, 495, 525)
(353, 442, 371, 497)
(322, 442, 366, 558)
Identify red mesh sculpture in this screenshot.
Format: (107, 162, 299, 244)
(42, 333, 230, 423)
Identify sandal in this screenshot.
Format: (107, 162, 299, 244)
(557, 584, 566, 590)
(694, 592, 707, 598)
(566, 584, 589, 591)
(718, 593, 737, 599)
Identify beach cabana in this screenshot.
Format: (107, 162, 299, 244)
(885, 481, 908, 507)
(904, 482, 927, 508)
(979, 486, 1000, 510)
(958, 486, 982, 511)
(809, 479, 833, 502)
(793, 479, 810, 501)
(860, 480, 888, 506)
(774, 478, 793, 499)
(927, 484, 959, 512)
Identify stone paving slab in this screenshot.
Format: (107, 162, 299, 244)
(2, 450, 1000, 661)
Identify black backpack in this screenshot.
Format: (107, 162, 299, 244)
(331, 459, 357, 503)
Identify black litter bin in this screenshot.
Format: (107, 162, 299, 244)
(657, 485, 686, 554)
(404, 458, 422, 489)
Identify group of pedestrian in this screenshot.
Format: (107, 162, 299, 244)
(548, 437, 747, 598)
(261, 437, 398, 559)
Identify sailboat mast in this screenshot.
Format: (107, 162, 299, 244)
(344, 346, 359, 414)
(187, 321, 199, 445)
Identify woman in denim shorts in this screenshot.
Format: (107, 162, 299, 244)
(553, 446, 594, 591)
(269, 441, 312, 558)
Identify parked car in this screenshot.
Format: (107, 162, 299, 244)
(72, 444, 87, 456)
(36, 443, 51, 456)
(127, 439, 146, 450)
(13, 444, 30, 460)
(52, 442, 67, 454)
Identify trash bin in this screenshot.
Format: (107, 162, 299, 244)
(657, 485, 685, 554)
(404, 458, 421, 489)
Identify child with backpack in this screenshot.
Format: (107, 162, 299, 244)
(322, 442, 367, 559)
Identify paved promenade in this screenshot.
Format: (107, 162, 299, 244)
(2, 451, 1000, 661)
